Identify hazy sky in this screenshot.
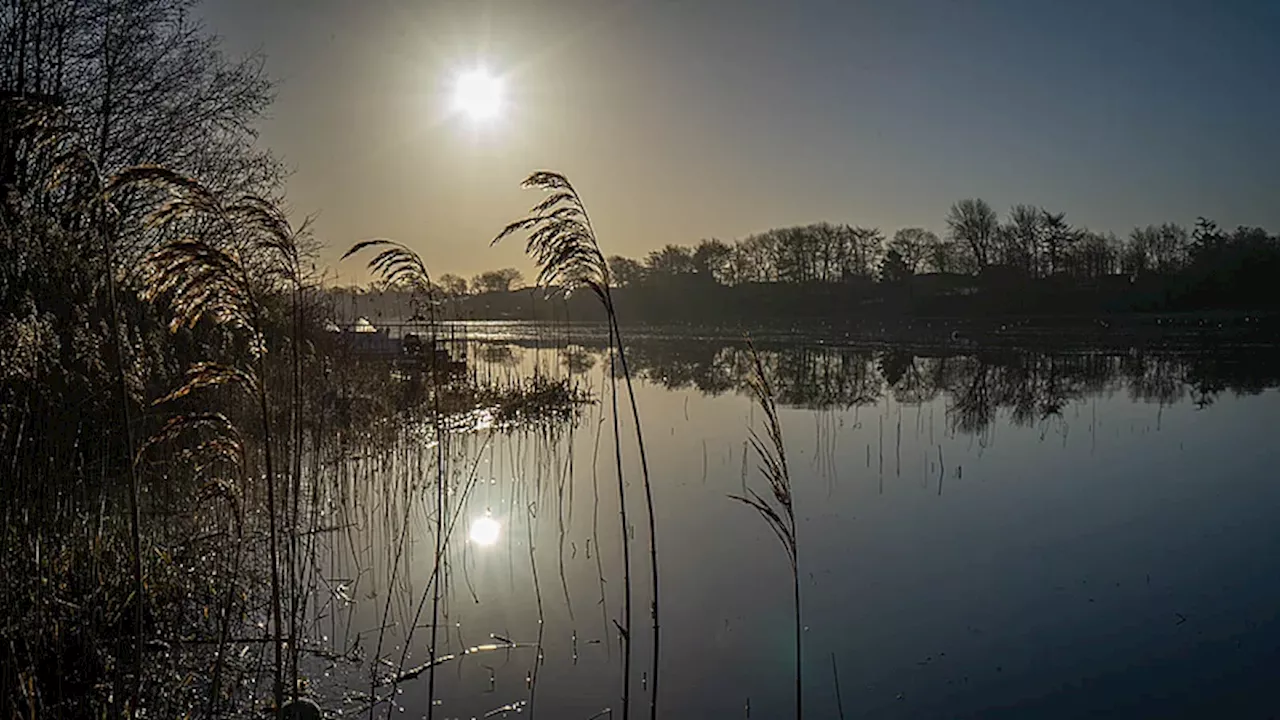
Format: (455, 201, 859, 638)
(201, 0, 1280, 283)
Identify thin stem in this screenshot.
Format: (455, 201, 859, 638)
(207, 503, 245, 715)
(246, 287, 284, 711)
(102, 207, 142, 717)
(830, 652, 844, 720)
(288, 276, 303, 702)
(426, 303, 445, 720)
(793, 561, 802, 720)
(606, 307, 660, 720)
(607, 319, 633, 720)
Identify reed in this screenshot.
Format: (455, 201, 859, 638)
(340, 239, 447, 720)
(494, 171, 661, 720)
(134, 412, 247, 715)
(110, 166, 310, 712)
(730, 342, 802, 719)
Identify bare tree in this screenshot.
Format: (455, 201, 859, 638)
(947, 198, 998, 271)
(1003, 204, 1043, 275)
(844, 225, 884, 280)
(727, 235, 773, 283)
(1072, 230, 1119, 278)
(924, 233, 959, 273)
(1, 0, 280, 268)
(889, 228, 935, 274)
(1126, 223, 1188, 274)
(437, 273, 468, 296)
(1040, 210, 1074, 276)
(471, 267, 524, 293)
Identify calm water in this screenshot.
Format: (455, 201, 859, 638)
(310, 326, 1280, 719)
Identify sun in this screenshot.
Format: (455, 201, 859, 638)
(469, 515, 501, 546)
(452, 68, 503, 122)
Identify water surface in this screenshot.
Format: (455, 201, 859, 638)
(312, 327, 1280, 719)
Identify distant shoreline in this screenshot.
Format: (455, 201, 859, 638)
(424, 310, 1280, 350)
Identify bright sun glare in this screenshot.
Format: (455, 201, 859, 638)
(469, 515, 501, 546)
(453, 68, 503, 122)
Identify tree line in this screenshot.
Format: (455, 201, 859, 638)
(414, 200, 1279, 323)
(596, 201, 1279, 290)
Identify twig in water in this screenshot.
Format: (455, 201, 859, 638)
(830, 652, 845, 720)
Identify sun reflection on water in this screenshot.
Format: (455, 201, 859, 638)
(469, 514, 501, 546)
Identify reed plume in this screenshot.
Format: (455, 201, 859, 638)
(341, 240, 433, 298)
(495, 171, 661, 720)
(110, 166, 303, 712)
(341, 239, 444, 720)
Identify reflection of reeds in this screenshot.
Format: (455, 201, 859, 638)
(730, 341, 802, 719)
(495, 172, 661, 720)
(340, 239, 447, 720)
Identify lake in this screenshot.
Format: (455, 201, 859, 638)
(307, 323, 1280, 719)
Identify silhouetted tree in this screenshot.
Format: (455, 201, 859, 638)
(1001, 204, 1042, 275)
(843, 225, 884, 280)
(646, 244, 696, 277)
(924, 232, 960, 273)
(1189, 216, 1224, 264)
(1, 0, 279, 207)
(889, 228, 935, 274)
(730, 233, 774, 283)
(1040, 210, 1074, 276)
(1126, 223, 1188, 274)
(437, 273, 468, 296)
(1072, 230, 1119, 278)
(878, 247, 911, 283)
(947, 198, 998, 270)
(608, 255, 646, 287)
(471, 267, 523, 293)
(692, 238, 732, 283)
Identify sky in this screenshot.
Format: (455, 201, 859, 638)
(200, 0, 1280, 283)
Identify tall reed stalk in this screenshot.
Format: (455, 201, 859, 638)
(246, 202, 314, 702)
(108, 167, 306, 712)
(79, 157, 147, 716)
(730, 342, 802, 719)
(134, 413, 246, 715)
(43, 126, 148, 715)
(494, 171, 660, 720)
(339, 239, 444, 720)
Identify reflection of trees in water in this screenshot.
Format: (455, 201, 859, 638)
(611, 339, 1280, 436)
(467, 334, 1279, 435)
(948, 356, 996, 435)
(561, 345, 596, 375)
(762, 345, 883, 408)
(476, 343, 524, 366)
(624, 341, 738, 395)
(886, 354, 941, 405)
(1121, 353, 1185, 405)
(944, 352, 1111, 435)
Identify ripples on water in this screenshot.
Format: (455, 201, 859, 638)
(307, 326, 1280, 719)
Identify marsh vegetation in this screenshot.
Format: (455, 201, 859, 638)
(4, 3, 1280, 718)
